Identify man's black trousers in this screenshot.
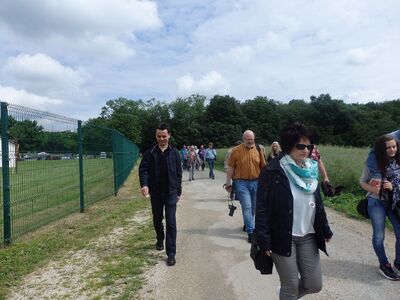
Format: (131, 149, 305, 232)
(150, 193, 177, 257)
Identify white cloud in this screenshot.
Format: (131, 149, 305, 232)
(256, 31, 292, 52)
(176, 71, 231, 97)
(344, 90, 385, 103)
(0, 0, 162, 58)
(0, 85, 63, 108)
(345, 48, 373, 66)
(4, 53, 87, 98)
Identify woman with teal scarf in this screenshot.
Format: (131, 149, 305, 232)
(255, 122, 333, 300)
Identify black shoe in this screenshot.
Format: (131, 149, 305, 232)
(247, 233, 254, 243)
(379, 263, 399, 280)
(155, 241, 164, 251)
(242, 225, 246, 232)
(167, 256, 176, 266)
(394, 261, 400, 277)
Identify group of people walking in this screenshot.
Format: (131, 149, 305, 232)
(138, 121, 400, 299)
(180, 143, 217, 181)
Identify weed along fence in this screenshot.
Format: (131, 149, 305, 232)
(0, 102, 140, 243)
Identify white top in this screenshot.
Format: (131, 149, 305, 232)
(280, 160, 316, 236)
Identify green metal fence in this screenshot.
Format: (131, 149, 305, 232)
(0, 102, 139, 243)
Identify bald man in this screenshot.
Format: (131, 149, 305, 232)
(225, 130, 266, 243)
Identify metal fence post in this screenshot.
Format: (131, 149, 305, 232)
(78, 120, 84, 212)
(1, 102, 11, 244)
(112, 130, 117, 196)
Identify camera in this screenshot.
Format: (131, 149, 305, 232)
(228, 204, 237, 216)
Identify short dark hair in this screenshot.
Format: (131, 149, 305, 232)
(279, 122, 315, 154)
(157, 122, 170, 134)
(374, 134, 400, 175)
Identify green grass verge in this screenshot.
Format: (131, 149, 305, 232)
(0, 169, 154, 300)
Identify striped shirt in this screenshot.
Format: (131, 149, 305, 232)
(228, 144, 266, 180)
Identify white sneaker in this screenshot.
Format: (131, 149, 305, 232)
(276, 286, 281, 298)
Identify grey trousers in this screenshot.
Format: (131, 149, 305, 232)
(272, 234, 322, 300)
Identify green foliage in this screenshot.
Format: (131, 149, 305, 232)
(9, 119, 44, 151)
(89, 93, 400, 151)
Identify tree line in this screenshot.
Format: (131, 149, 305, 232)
(7, 93, 400, 153)
(86, 93, 400, 151)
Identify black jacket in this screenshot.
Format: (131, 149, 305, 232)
(255, 156, 333, 257)
(139, 145, 182, 199)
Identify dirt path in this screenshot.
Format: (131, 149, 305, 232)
(138, 169, 399, 300)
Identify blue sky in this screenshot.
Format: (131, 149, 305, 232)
(0, 0, 399, 120)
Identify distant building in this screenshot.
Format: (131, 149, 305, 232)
(0, 140, 18, 168)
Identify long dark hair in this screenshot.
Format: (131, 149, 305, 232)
(374, 134, 400, 174)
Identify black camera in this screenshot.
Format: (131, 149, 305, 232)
(228, 204, 237, 216)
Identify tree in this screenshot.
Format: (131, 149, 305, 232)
(241, 96, 280, 144)
(9, 119, 43, 152)
(204, 95, 246, 147)
(170, 94, 206, 147)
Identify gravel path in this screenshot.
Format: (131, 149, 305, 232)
(138, 169, 399, 300)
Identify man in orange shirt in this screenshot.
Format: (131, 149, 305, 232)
(225, 130, 266, 243)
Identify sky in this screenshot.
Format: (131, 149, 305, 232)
(0, 0, 399, 120)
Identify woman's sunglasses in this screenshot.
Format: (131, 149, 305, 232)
(295, 143, 314, 151)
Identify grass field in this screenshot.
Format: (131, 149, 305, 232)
(0, 169, 155, 299)
(0, 158, 115, 241)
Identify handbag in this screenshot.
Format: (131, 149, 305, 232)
(356, 197, 369, 219)
(250, 237, 273, 275)
(321, 181, 345, 197)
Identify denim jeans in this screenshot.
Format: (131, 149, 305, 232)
(367, 196, 400, 266)
(207, 158, 215, 179)
(235, 179, 258, 233)
(272, 234, 322, 300)
(150, 193, 177, 257)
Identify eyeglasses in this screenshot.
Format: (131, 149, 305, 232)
(295, 143, 314, 151)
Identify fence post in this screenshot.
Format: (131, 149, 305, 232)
(78, 120, 84, 212)
(1, 102, 11, 244)
(112, 130, 117, 196)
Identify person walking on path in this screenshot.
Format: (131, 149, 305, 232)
(367, 129, 400, 179)
(266, 141, 282, 163)
(180, 145, 188, 170)
(360, 134, 400, 280)
(255, 122, 333, 300)
(309, 145, 330, 183)
(205, 142, 217, 179)
(198, 144, 206, 171)
(139, 123, 182, 266)
(188, 145, 199, 181)
(225, 130, 266, 243)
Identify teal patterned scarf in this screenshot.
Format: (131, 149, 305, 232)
(280, 154, 319, 194)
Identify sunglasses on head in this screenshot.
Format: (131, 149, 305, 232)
(295, 143, 314, 151)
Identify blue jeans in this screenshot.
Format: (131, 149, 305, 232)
(235, 179, 258, 234)
(150, 193, 177, 257)
(367, 196, 400, 265)
(207, 158, 215, 179)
